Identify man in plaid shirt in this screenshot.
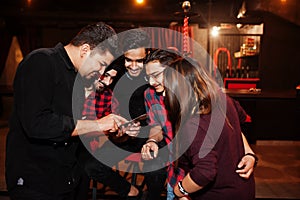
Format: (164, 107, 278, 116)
(77, 56, 125, 199)
(141, 49, 184, 200)
(81, 56, 125, 151)
(144, 85, 186, 199)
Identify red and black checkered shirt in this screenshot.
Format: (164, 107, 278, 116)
(144, 87, 185, 187)
(82, 88, 113, 120)
(82, 88, 114, 152)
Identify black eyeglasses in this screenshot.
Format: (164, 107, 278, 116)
(146, 70, 164, 81)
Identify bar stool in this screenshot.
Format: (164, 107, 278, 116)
(91, 153, 146, 200)
(120, 153, 146, 188)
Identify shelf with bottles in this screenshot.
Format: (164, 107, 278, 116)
(224, 65, 259, 79)
(231, 43, 260, 79)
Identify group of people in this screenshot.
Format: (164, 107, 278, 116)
(5, 21, 258, 200)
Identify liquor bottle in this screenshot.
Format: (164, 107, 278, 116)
(231, 68, 235, 78)
(241, 66, 245, 78)
(225, 66, 230, 78)
(236, 68, 240, 78)
(246, 66, 250, 78)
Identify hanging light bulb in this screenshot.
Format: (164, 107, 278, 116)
(27, 0, 32, 7)
(211, 26, 220, 37)
(182, 1, 191, 13)
(136, 0, 144, 5)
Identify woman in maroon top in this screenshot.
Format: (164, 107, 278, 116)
(163, 57, 256, 200)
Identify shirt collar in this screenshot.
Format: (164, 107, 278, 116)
(55, 43, 77, 72)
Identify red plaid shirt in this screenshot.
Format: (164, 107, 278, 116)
(82, 88, 114, 152)
(144, 87, 172, 143)
(144, 87, 185, 187)
(82, 88, 113, 120)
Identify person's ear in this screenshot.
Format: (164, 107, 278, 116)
(80, 44, 91, 57)
(146, 48, 151, 55)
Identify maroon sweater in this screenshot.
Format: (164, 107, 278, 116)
(178, 96, 255, 200)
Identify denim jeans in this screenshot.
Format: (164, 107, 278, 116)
(167, 183, 175, 200)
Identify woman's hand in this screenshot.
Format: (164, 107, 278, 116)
(236, 154, 256, 179)
(141, 140, 159, 160)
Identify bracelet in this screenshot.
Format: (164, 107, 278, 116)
(245, 153, 258, 167)
(178, 181, 189, 196)
(146, 138, 159, 146)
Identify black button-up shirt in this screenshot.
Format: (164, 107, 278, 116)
(6, 43, 83, 195)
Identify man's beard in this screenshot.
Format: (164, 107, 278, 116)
(94, 80, 107, 92)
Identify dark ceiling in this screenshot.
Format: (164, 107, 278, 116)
(0, 0, 247, 29)
(0, 0, 299, 31)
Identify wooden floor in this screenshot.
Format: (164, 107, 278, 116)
(0, 96, 300, 199)
(253, 140, 300, 199)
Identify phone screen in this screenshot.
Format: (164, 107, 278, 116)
(120, 114, 147, 128)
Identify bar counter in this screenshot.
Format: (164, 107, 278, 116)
(224, 88, 299, 143)
(224, 88, 297, 99)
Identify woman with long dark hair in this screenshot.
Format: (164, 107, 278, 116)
(163, 57, 256, 200)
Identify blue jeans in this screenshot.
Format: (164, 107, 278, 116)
(167, 183, 175, 200)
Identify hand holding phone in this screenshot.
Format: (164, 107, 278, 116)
(119, 114, 147, 129)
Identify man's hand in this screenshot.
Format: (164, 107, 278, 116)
(97, 114, 127, 133)
(72, 114, 128, 137)
(115, 121, 141, 137)
(123, 122, 141, 137)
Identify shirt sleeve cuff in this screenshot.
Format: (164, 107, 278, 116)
(62, 115, 75, 134)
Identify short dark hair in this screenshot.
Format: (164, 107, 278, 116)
(144, 48, 179, 67)
(70, 22, 118, 57)
(120, 29, 151, 53)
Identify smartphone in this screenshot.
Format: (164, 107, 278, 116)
(119, 114, 147, 128)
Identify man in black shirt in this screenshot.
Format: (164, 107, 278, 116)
(5, 22, 128, 200)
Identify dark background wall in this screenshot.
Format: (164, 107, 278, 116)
(0, 0, 299, 141)
(260, 13, 300, 91)
(1, 0, 299, 90)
